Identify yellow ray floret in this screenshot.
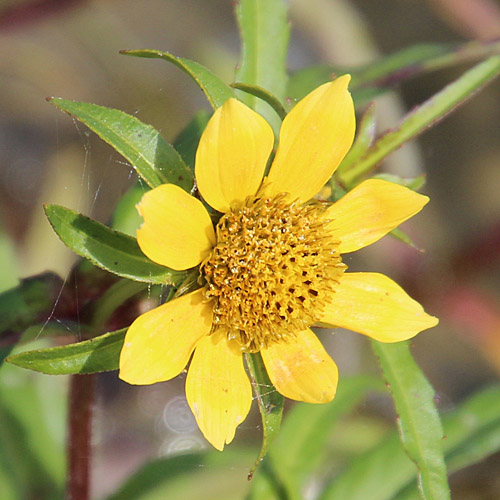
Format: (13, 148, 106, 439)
(119, 289, 212, 384)
(320, 272, 439, 342)
(325, 179, 429, 254)
(195, 97, 274, 213)
(266, 75, 356, 202)
(186, 333, 252, 451)
(119, 75, 439, 451)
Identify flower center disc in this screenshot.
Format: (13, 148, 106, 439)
(201, 194, 346, 352)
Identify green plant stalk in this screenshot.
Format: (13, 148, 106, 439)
(341, 55, 500, 185)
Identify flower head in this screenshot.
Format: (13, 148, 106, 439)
(119, 76, 438, 450)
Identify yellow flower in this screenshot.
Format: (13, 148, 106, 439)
(119, 75, 438, 450)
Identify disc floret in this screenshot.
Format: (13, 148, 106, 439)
(201, 193, 346, 352)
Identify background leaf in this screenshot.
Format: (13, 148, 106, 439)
(121, 49, 235, 109)
(249, 375, 385, 500)
(107, 448, 254, 500)
(49, 98, 193, 190)
(340, 56, 500, 185)
(45, 204, 185, 285)
(372, 341, 450, 500)
(173, 110, 211, 170)
(321, 385, 500, 500)
(0, 274, 64, 365)
(288, 40, 500, 105)
(235, 0, 289, 129)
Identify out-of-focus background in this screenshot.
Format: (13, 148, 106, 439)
(1, 0, 500, 498)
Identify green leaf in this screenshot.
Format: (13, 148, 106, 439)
(288, 40, 500, 104)
(321, 385, 500, 500)
(231, 82, 287, 120)
(45, 204, 185, 285)
(245, 352, 285, 481)
(173, 110, 210, 169)
(341, 56, 500, 185)
(370, 173, 426, 191)
(371, 341, 450, 500)
(121, 49, 234, 109)
(235, 0, 289, 129)
(7, 328, 126, 375)
(49, 98, 192, 191)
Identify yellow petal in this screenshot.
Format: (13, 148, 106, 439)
(195, 98, 274, 213)
(186, 333, 252, 451)
(325, 179, 429, 254)
(261, 329, 338, 403)
(266, 76, 355, 202)
(136, 184, 215, 271)
(119, 289, 212, 385)
(321, 272, 439, 342)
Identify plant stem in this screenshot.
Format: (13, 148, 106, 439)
(67, 373, 95, 500)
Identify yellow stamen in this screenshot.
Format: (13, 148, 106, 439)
(201, 193, 346, 352)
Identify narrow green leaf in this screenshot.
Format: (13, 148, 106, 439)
(372, 341, 450, 500)
(7, 328, 126, 375)
(49, 98, 192, 190)
(341, 56, 500, 185)
(288, 40, 500, 104)
(231, 82, 287, 120)
(121, 49, 234, 109)
(389, 227, 420, 250)
(235, 0, 289, 128)
(370, 173, 427, 191)
(45, 204, 185, 285)
(245, 352, 285, 481)
(335, 103, 376, 183)
(173, 110, 210, 169)
(321, 385, 500, 500)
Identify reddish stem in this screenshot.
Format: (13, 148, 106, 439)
(67, 374, 95, 500)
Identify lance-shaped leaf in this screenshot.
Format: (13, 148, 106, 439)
(235, 0, 289, 128)
(288, 40, 500, 104)
(49, 98, 193, 190)
(121, 49, 234, 109)
(7, 328, 126, 375)
(341, 56, 500, 185)
(45, 204, 185, 285)
(371, 341, 450, 500)
(231, 82, 287, 120)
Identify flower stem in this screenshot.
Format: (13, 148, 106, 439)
(67, 373, 95, 500)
